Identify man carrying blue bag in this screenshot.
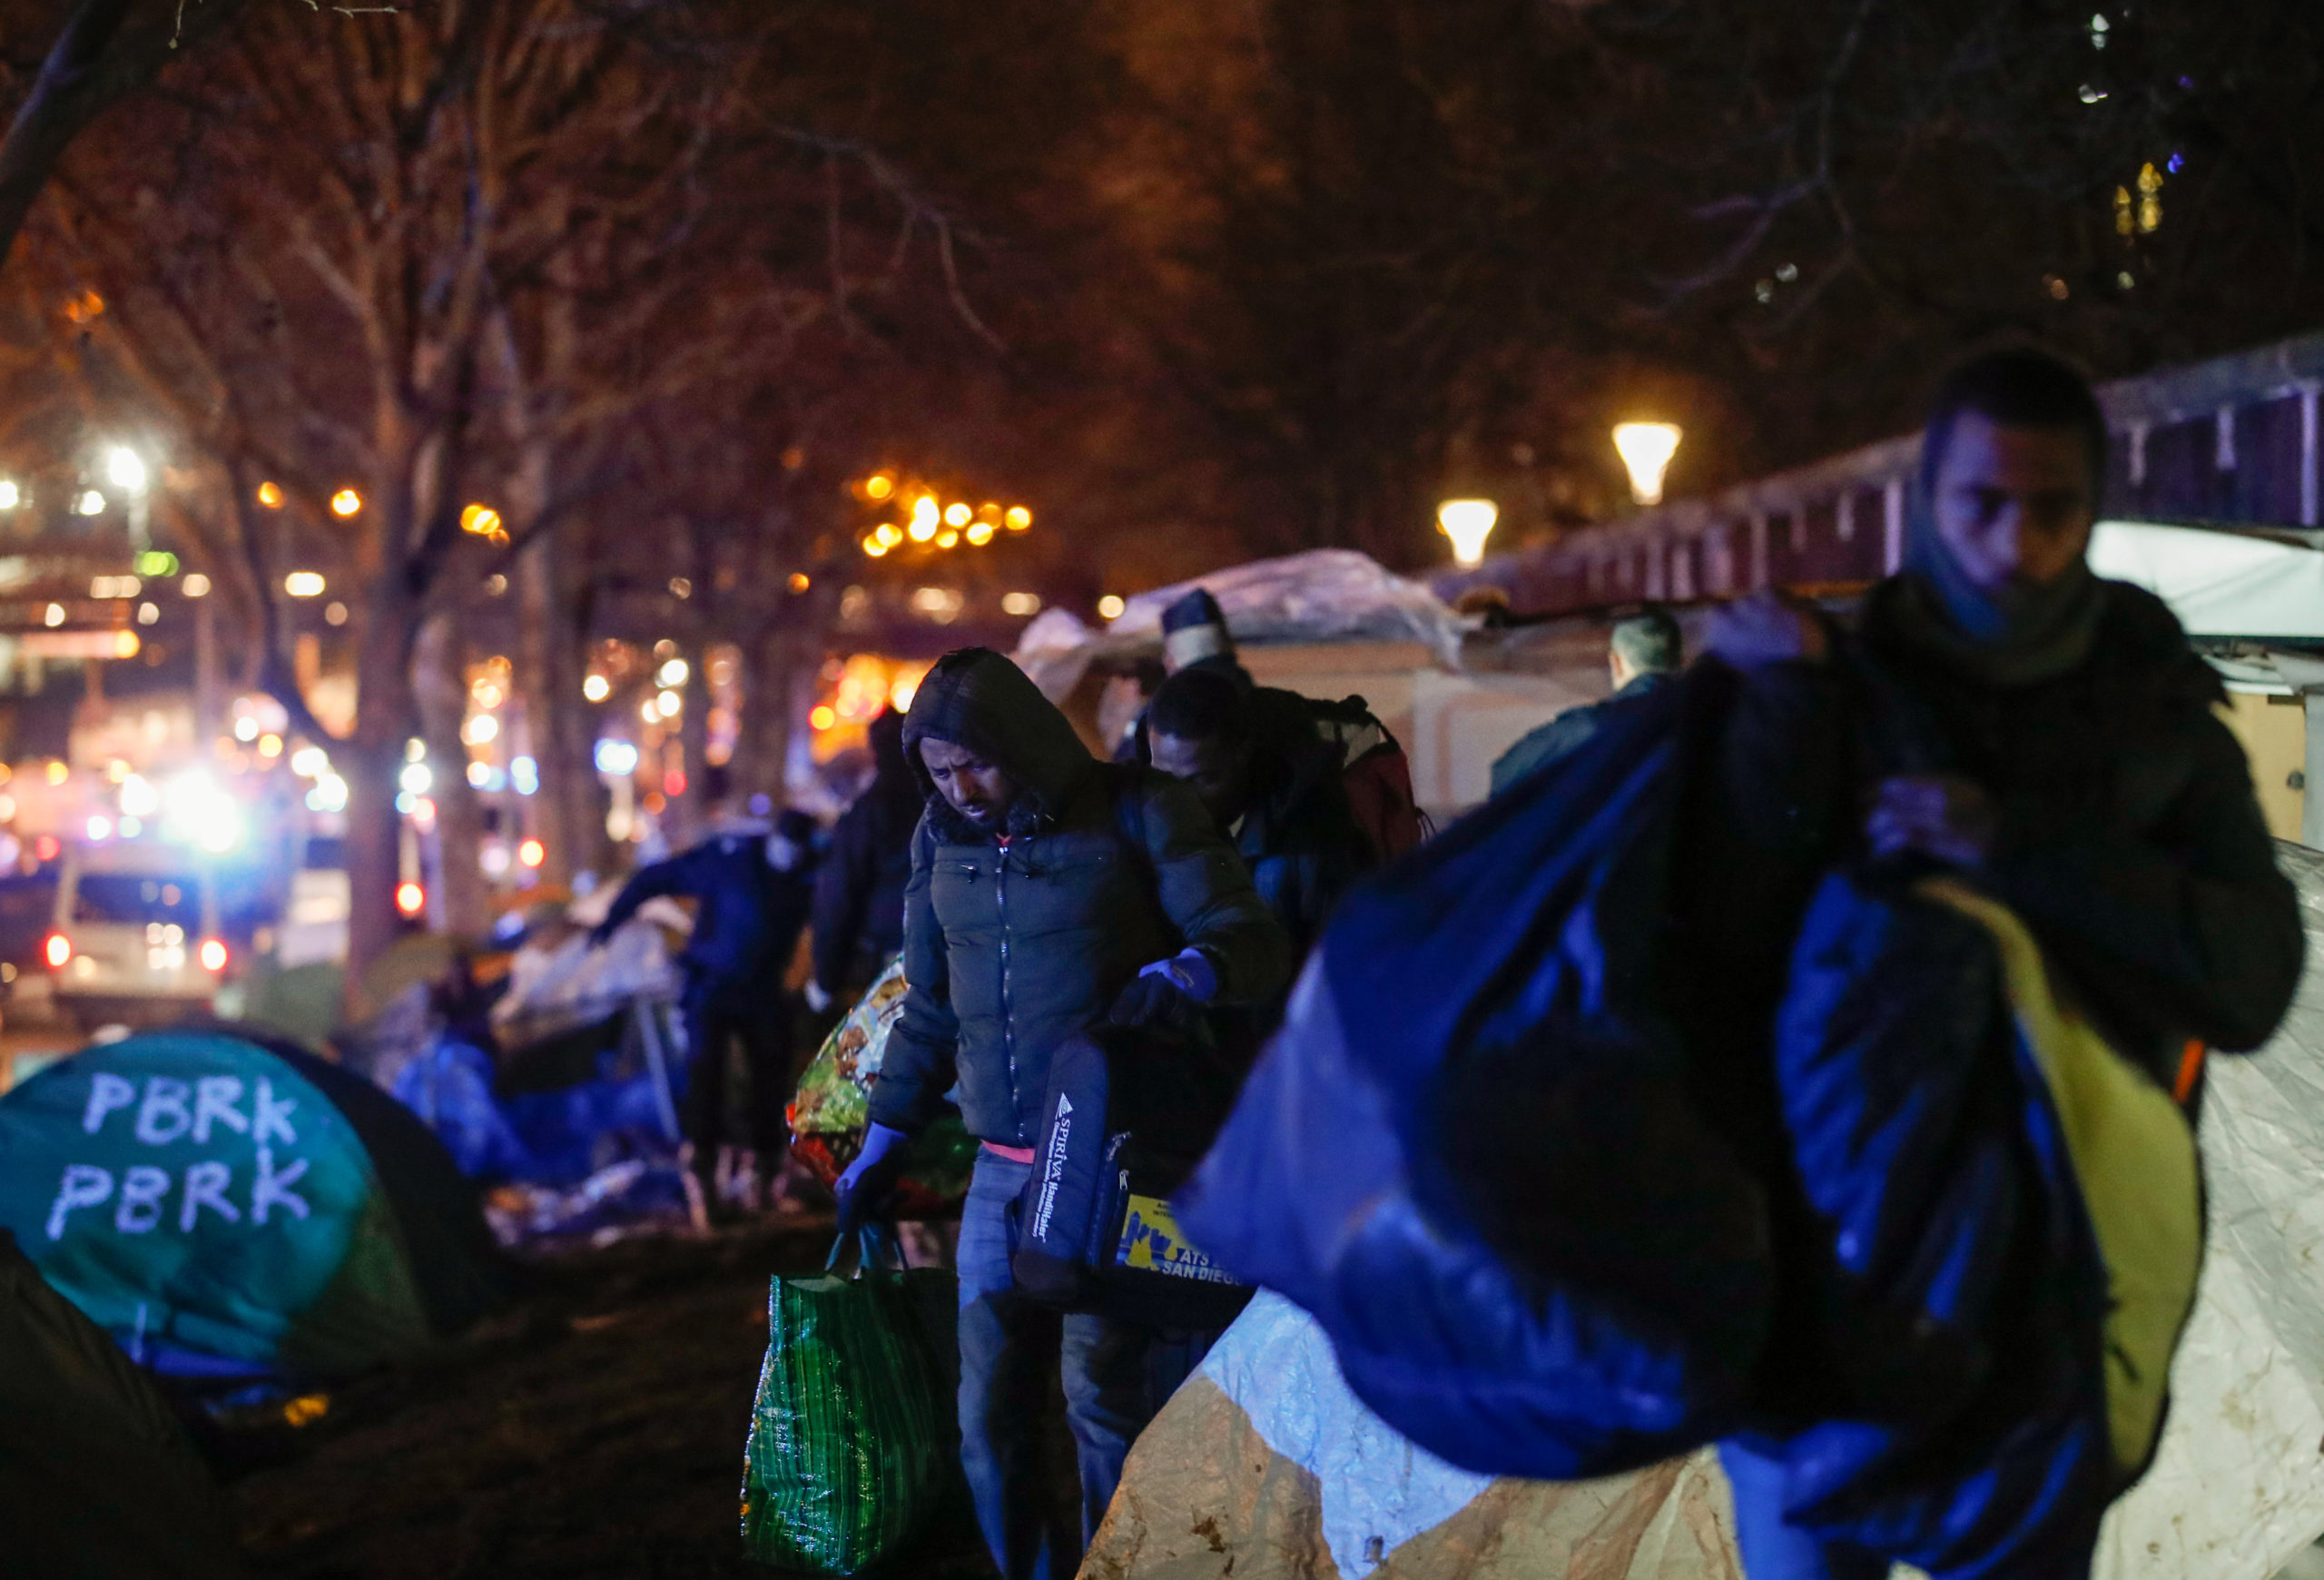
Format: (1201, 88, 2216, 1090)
(834, 647, 1287, 1580)
(1179, 348, 2302, 1580)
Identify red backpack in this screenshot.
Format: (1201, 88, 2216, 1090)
(1305, 695, 1426, 862)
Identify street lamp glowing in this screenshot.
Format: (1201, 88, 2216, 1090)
(105, 446, 147, 493)
(257, 480, 284, 509)
(1004, 506, 1031, 531)
(330, 489, 362, 518)
(1612, 421, 1683, 506)
(284, 571, 326, 597)
(909, 497, 939, 542)
(944, 502, 971, 527)
(583, 674, 611, 703)
(1436, 499, 1499, 567)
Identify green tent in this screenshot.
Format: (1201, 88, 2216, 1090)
(0, 1229, 244, 1577)
(0, 1030, 505, 1378)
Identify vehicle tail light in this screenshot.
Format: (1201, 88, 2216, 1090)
(43, 933, 70, 969)
(198, 939, 228, 973)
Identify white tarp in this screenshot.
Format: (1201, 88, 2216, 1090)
(1110, 549, 1472, 667)
(1199, 1291, 1501, 1573)
(2096, 842, 2324, 1578)
(2088, 521, 2324, 639)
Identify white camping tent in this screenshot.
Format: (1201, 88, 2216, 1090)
(1087, 843, 2324, 1580)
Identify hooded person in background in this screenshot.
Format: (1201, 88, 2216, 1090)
(1147, 664, 1375, 1036)
(1702, 346, 2303, 1578)
(835, 647, 1287, 1580)
(1490, 606, 1683, 795)
(807, 708, 917, 1012)
(593, 775, 818, 1222)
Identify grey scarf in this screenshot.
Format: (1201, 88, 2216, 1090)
(1874, 489, 2105, 689)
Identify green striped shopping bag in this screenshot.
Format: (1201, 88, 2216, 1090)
(741, 1230, 956, 1573)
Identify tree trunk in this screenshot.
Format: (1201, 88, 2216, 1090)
(520, 526, 609, 885)
(344, 597, 420, 1012)
(413, 609, 490, 939)
(745, 619, 798, 809)
(514, 533, 572, 884)
(556, 590, 608, 882)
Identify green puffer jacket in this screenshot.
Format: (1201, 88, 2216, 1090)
(869, 649, 1290, 1147)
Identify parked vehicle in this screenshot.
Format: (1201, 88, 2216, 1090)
(45, 843, 230, 1030)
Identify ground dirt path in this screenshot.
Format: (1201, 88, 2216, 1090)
(225, 1219, 997, 1579)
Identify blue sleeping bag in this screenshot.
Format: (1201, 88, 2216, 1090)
(1759, 868, 2195, 1577)
(1177, 670, 1775, 1478)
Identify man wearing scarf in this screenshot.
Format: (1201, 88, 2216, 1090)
(1704, 347, 2303, 1578)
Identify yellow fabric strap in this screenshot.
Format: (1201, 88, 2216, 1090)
(1916, 877, 2201, 1475)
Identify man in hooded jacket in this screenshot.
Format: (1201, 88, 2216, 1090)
(1701, 346, 2303, 1577)
(835, 647, 1287, 1580)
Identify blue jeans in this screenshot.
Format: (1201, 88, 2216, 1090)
(1719, 1441, 1891, 1580)
(956, 1150, 1212, 1580)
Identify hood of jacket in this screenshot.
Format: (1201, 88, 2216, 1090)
(902, 647, 1096, 839)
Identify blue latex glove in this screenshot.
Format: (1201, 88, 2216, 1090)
(1152, 947, 1218, 1002)
(834, 1121, 911, 1239)
(1108, 948, 1218, 1030)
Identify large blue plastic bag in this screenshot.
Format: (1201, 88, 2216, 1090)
(1177, 670, 1774, 1480)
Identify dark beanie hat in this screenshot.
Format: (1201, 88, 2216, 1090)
(1161, 588, 1226, 637)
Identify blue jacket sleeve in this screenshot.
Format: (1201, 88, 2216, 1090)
(600, 851, 696, 933)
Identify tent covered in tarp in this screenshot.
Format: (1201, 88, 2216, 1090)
(0, 1228, 244, 1578)
(1088, 843, 2324, 1580)
(0, 1030, 507, 1378)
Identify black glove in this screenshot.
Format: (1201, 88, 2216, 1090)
(1108, 972, 1199, 1032)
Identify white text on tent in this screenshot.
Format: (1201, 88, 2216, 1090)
(44, 1148, 311, 1239)
(79, 1073, 299, 1147)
